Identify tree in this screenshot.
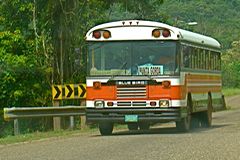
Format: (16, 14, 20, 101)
(222, 41, 240, 87)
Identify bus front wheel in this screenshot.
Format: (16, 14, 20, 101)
(176, 97, 192, 132)
(176, 115, 191, 132)
(99, 122, 114, 136)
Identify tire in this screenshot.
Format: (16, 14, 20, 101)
(127, 123, 139, 131)
(191, 113, 201, 129)
(176, 115, 191, 132)
(176, 97, 192, 132)
(201, 95, 213, 128)
(99, 122, 114, 136)
(139, 123, 150, 130)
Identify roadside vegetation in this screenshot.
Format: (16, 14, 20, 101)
(0, 129, 96, 145)
(222, 88, 240, 97)
(1, 0, 240, 138)
(0, 124, 128, 145)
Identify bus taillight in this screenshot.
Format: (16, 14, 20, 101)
(152, 29, 171, 38)
(103, 30, 111, 39)
(162, 29, 171, 37)
(93, 31, 101, 39)
(152, 29, 161, 38)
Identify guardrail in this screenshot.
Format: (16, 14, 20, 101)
(4, 106, 85, 120)
(3, 106, 86, 135)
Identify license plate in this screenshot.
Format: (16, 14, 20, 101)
(125, 115, 138, 122)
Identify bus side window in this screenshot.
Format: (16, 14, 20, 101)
(207, 50, 210, 70)
(197, 48, 200, 69)
(214, 52, 217, 70)
(217, 52, 221, 70)
(213, 51, 220, 70)
(190, 47, 194, 68)
(200, 49, 205, 69)
(204, 50, 207, 70)
(183, 45, 190, 68)
(190, 46, 194, 68)
(193, 48, 198, 69)
(210, 51, 214, 70)
(201, 49, 205, 70)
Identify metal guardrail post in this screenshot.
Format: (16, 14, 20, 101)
(14, 119, 20, 135)
(80, 100, 86, 129)
(70, 116, 74, 129)
(53, 101, 61, 131)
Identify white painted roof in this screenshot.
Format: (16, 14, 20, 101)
(85, 20, 221, 49)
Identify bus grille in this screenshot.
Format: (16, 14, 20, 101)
(117, 101, 147, 106)
(117, 86, 147, 99)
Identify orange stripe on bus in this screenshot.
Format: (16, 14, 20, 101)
(187, 79, 221, 83)
(87, 86, 116, 100)
(187, 86, 221, 93)
(86, 73, 222, 101)
(86, 85, 184, 100)
(186, 74, 221, 80)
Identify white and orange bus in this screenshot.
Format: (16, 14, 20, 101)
(85, 20, 225, 135)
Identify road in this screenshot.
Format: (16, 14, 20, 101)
(0, 96, 240, 160)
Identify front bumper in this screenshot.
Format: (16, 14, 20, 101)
(86, 107, 187, 123)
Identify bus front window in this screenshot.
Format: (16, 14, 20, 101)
(87, 41, 178, 76)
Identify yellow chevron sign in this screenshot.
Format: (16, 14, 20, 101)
(78, 84, 86, 98)
(52, 85, 62, 100)
(65, 84, 74, 99)
(52, 84, 86, 100)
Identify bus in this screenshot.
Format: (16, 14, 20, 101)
(85, 20, 225, 135)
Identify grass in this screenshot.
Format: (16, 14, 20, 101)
(0, 124, 128, 145)
(222, 88, 240, 97)
(0, 127, 98, 145)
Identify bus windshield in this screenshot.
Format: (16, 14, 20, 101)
(87, 41, 179, 76)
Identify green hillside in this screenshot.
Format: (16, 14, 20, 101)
(157, 0, 240, 49)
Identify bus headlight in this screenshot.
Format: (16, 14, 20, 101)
(159, 100, 169, 107)
(94, 100, 105, 108)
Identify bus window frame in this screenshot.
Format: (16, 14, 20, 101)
(180, 43, 221, 73)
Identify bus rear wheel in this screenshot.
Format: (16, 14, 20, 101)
(99, 122, 114, 136)
(201, 95, 213, 127)
(191, 113, 201, 129)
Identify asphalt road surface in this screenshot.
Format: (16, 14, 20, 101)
(0, 96, 240, 160)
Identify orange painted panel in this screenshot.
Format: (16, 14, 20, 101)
(148, 85, 183, 100)
(87, 86, 116, 100)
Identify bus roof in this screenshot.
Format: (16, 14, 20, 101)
(86, 20, 221, 49)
